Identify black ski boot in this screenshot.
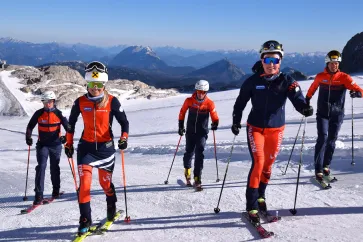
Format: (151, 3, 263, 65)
(52, 188, 60, 198)
(78, 216, 92, 235)
(33, 192, 43, 205)
(106, 183, 117, 221)
(247, 209, 260, 224)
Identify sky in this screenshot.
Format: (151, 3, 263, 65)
(0, 0, 362, 52)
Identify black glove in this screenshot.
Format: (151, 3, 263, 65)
(231, 123, 241, 135)
(305, 96, 310, 106)
(26, 137, 33, 146)
(178, 120, 185, 136)
(302, 105, 314, 117)
(211, 121, 218, 131)
(350, 90, 362, 98)
(118, 138, 127, 150)
(252, 60, 263, 74)
(59, 136, 67, 144)
(64, 144, 74, 158)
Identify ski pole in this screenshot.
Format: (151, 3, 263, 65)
(214, 135, 237, 214)
(213, 130, 220, 182)
(351, 98, 355, 166)
(121, 150, 131, 222)
(23, 146, 31, 201)
(282, 116, 304, 175)
(290, 117, 308, 215)
(67, 157, 78, 191)
(164, 135, 182, 184)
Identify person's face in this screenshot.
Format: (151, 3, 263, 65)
(261, 53, 281, 75)
(196, 90, 207, 100)
(327, 61, 339, 73)
(43, 99, 55, 109)
(87, 82, 105, 97)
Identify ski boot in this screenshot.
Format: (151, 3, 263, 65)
(184, 168, 192, 187)
(33, 193, 43, 205)
(52, 188, 60, 198)
(106, 183, 117, 221)
(247, 209, 260, 224)
(323, 167, 337, 183)
(257, 197, 267, 212)
(315, 172, 331, 189)
(193, 176, 203, 191)
(78, 216, 92, 235)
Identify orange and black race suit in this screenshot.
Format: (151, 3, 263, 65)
(179, 93, 219, 178)
(26, 107, 68, 194)
(232, 72, 308, 211)
(66, 94, 129, 208)
(306, 69, 363, 173)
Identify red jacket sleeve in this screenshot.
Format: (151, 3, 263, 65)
(306, 74, 321, 99)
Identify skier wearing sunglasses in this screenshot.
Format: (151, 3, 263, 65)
(64, 61, 129, 235)
(178, 80, 219, 191)
(231, 40, 313, 223)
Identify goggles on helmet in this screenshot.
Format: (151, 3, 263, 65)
(87, 81, 104, 89)
(85, 61, 108, 74)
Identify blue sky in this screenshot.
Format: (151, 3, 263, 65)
(1, 0, 362, 52)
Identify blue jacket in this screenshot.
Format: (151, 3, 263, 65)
(233, 72, 307, 128)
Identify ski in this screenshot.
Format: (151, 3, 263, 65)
(323, 175, 338, 183)
(94, 209, 124, 234)
(242, 212, 274, 238)
(73, 224, 101, 242)
(313, 177, 332, 189)
(259, 210, 281, 223)
(20, 191, 65, 214)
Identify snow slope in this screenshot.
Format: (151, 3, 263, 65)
(0, 74, 363, 241)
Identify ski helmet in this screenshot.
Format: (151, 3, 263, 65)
(84, 61, 108, 83)
(259, 40, 284, 58)
(195, 80, 209, 92)
(325, 50, 342, 63)
(41, 91, 56, 101)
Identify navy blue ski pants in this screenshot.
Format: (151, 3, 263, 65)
(183, 133, 207, 179)
(34, 144, 62, 194)
(314, 113, 344, 173)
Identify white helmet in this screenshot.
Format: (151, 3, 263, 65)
(41, 91, 56, 101)
(195, 80, 209, 91)
(84, 61, 108, 83)
(325, 50, 342, 63)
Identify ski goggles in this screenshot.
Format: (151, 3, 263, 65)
(85, 61, 108, 74)
(42, 99, 55, 104)
(87, 81, 104, 89)
(196, 90, 207, 95)
(263, 57, 280, 64)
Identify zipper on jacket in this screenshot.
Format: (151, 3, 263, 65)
(262, 82, 271, 134)
(327, 74, 333, 117)
(195, 106, 200, 133)
(94, 104, 98, 150)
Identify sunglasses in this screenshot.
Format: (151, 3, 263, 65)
(263, 57, 280, 64)
(85, 61, 108, 74)
(196, 90, 207, 94)
(87, 82, 104, 89)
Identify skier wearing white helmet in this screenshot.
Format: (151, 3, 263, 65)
(178, 80, 219, 191)
(25, 90, 68, 205)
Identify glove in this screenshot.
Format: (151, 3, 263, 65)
(178, 120, 185, 136)
(211, 121, 218, 131)
(305, 96, 310, 106)
(350, 90, 362, 98)
(178, 127, 186, 136)
(26, 137, 33, 146)
(231, 123, 241, 135)
(302, 105, 314, 117)
(118, 137, 128, 150)
(59, 136, 67, 144)
(64, 143, 74, 158)
(252, 60, 263, 74)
